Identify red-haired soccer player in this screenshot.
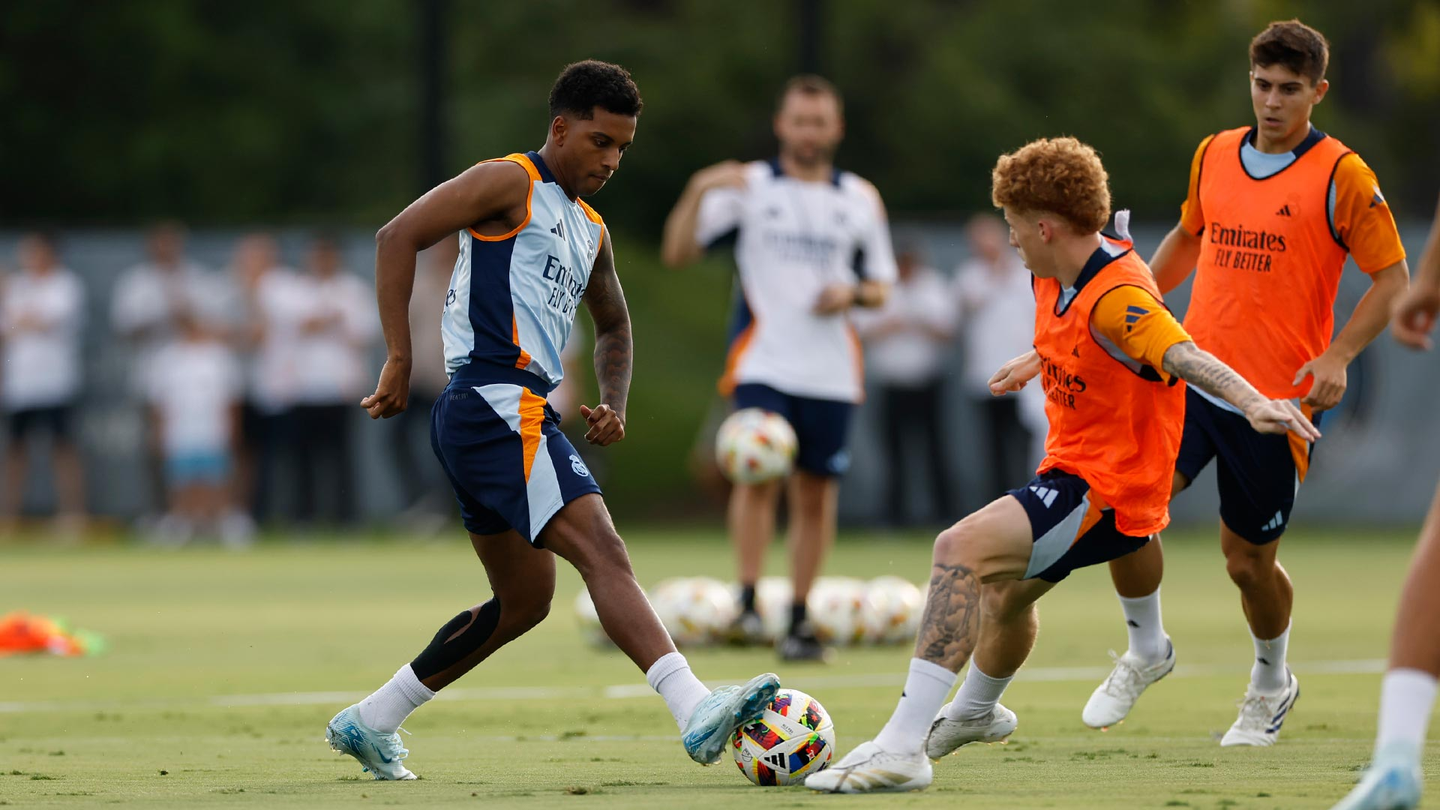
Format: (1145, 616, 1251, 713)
(807, 137, 1318, 794)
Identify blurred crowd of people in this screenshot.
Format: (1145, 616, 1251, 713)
(854, 213, 1046, 527)
(0, 223, 422, 545)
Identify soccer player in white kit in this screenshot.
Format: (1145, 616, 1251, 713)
(662, 76, 898, 661)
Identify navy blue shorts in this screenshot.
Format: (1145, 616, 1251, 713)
(1176, 387, 1320, 545)
(732, 383, 854, 477)
(1008, 470, 1152, 583)
(431, 377, 601, 544)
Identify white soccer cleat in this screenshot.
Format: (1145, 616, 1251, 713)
(325, 704, 417, 781)
(925, 702, 1018, 759)
(1331, 742, 1423, 810)
(804, 740, 933, 794)
(1082, 639, 1176, 729)
(1220, 668, 1299, 747)
(681, 672, 780, 765)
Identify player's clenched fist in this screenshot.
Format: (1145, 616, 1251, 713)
(1392, 283, 1440, 351)
(580, 403, 625, 446)
(361, 357, 411, 419)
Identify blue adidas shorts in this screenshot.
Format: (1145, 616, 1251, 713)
(1176, 387, 1320, 545)
(732, 383, 854, 477)
(431, 376, 601, 545)
(1008, 470, 1152, 583)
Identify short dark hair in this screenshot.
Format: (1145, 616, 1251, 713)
(549, 60, 642, 120)
(1250, 20, 1329, 85)
(776, 74, 843, 114)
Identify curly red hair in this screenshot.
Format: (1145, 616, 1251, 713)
(991, 137, 1110, 234)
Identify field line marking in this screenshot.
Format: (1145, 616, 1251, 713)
(0, 658, 1384, 714)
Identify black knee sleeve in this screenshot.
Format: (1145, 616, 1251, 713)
(410, 598, 502, 681)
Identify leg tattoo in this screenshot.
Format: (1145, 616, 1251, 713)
(916, 562, 982, 670)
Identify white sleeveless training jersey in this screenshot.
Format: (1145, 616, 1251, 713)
(441, 151, 604, 390)
(695, 159, 897, 403)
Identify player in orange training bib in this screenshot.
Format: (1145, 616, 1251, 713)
(806, 137, 1319, 795)
(1083, 20, 1411, 747)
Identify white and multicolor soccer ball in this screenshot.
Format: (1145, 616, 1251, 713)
(716, 408, 798, 485)
(732, 688, 837, 786)
(866, 576, 926, 644)
(808, 576, 868, 646)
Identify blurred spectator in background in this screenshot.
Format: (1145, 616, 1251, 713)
(227, 233, 298, 526)
(853, 246, 957, 526)
(0, 233, 87, 533)
(290, 235, 377, 527)
(226, 233, 299, 524)
(391, 240, 455, 532)
(111, 222, 225, 517)
(146, 313, 246, 546)
(953, 213, 1044, 496)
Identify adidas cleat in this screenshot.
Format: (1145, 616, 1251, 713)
(681, 672, 780, 765)
(805, 740, 932, 793)
(1083, 639, 1176, 729)
(925, 702, 1018, 759)
(325, 704, 417, 781)
(1221, 668, 1299, 747)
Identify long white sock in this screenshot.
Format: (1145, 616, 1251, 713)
(945, 662, 1013, 721)
(646, 652, 711, 730)
(1118, 588, 1168, 663)
(1375, 668, 1438, 755)
(1250, 622, 1291, 693)
(873, 658, 958, 755)
(357, 664, 435, 734)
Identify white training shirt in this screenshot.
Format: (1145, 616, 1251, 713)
(147, 338, 242, 455)
(696, 159, 898, 403)
(851, 265, 956, 387)
(0, 269, 85, 411)
(953, 255, 1036, 396)
(289, 271, 379, 405)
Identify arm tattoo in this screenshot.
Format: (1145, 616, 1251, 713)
(1162, 341, 1262, 412)
(583, 234, 632, 416)
(915, 562, 981, 668)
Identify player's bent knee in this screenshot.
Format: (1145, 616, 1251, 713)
(1224, 547, 1274, 589)
(932, 520, 993, 576)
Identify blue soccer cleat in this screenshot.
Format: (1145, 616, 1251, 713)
(1331, 743, 1423, 810)
(325, 704, 417, 781)
(681, 672, 780, 765)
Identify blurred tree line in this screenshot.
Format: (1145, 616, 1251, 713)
(3, 0, 1438, 232)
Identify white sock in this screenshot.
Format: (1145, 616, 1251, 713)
(357, 664, 435, 734)
(945, 662, 1013, 721)
(646, 652, 711, 730)
(1250, 622, 1291, 693)
(873, 658, 958, 755)
(1375, 668, 1438, 755)
(1118, 588, 1168, 663)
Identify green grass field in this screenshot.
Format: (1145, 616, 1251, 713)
(1, 527, 1433, 809)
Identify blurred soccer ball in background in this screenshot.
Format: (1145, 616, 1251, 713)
(715, 408, 798, 484)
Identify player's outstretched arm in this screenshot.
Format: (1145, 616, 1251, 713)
(580, 228, 630, 447)
(659, 161, 747, 269)
(988, 350, 1043, 396)
(1392, 191, 1440, 351)
(1161, 341, 1320, 441)
(1148, 223, 1202, 295)
(361, 161, 529, 419)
